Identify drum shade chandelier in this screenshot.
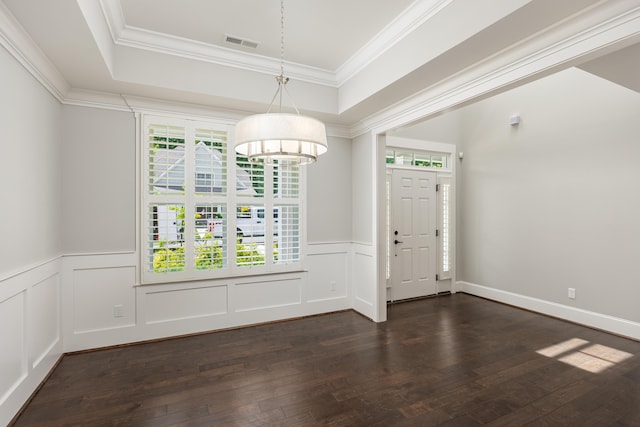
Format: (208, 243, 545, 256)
(234, 0, 328, 165)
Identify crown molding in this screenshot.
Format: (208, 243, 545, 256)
(64, 89, 247, 122)
(100, 0, 126, 42)
(336, 0, 453, 85)
(62, 88, 131, 112)
(116, 25, 339, 87)
(325, 124, 352, 139)
(99, 0, 337, 87)
(99, 0, 453, 89)
(0, 1, 70, 102)
(3, 0, 639, 142)
(122, 94, 247, 124)
(351, 1, 640, 138)
(62, 88, 350, 138)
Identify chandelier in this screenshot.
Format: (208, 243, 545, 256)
(234, 0, 328, 165)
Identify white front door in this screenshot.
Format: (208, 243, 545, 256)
(390, 169, 437, 301)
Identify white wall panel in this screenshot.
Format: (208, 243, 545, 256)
(234, 278, 302, 312)
(62, 252, 351, 352)
(0, 291, 26, 406)
(352, 244, 375, 319)
(0, 259, 62, 427)
(29, 275, 59, 369)
(72, 266, 136, 333)
(305, 252, 348, 302)
(305, 243, 350, 309)
(145, 284, 228, 324)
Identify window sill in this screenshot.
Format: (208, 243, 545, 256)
(137, 268, 307, 287)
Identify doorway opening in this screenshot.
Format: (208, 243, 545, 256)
(385, 145, 454, 302)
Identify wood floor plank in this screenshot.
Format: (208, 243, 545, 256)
(11, 294, 640, 426)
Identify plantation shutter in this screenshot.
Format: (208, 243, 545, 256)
(141, 114, 303, 284)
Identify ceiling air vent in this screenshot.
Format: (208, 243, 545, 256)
(225, 34, 259, 49)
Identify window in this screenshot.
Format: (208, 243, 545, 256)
(142, 115, 302, 283)
(437, 176, 452, 280)
(385, 149, 450, 170)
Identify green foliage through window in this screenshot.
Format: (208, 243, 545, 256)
(153, 239, 264, 272)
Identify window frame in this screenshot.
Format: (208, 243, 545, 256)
(385, 148, 452, 171)
(139, 113, 305, 284)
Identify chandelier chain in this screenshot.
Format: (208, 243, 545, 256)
(280, 0, 285, 77)
(233, 0, 328, 165)
(271, 0, 299, 114)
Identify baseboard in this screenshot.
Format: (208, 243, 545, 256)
(458, 281, 640, 341)
(7, 354, 63, 426)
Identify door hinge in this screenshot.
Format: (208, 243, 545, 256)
(436, 274, 439, 281)
(436, 229, 439, 237)
(436, 184, 440, 192)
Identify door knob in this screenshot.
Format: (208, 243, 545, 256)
(394, 239, 403, 244)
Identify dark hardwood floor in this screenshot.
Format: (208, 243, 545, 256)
(12, 293, 640, 426)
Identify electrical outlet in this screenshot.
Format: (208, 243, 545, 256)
(330, 281, 337, 291)
(113, 304, 124, 318)
(568, 288, 576, 299)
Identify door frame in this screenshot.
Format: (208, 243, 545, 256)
(384, 138, 457, 303)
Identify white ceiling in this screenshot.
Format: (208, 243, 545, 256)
(2, 0, 639, 131)
(119, 0, 415, 71)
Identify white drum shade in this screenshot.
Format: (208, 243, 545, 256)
(235, 113, 328, 165)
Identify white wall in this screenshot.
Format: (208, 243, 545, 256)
(57, 107, 354, 352)
(350, 132, 379, 320)
(351, 133, 373, 244)
(458, 68, 640, 338)
(307, 135, 352, 243)
(0, 50, 62, 276)
(0, 80, 355, 421)
(61, 106, 136, 254)
(0, 46, 63, 426)
(391, 109, 464, 144)
(305, 135, 353, 316)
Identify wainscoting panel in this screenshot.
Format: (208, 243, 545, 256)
(351, 243, 376, 320)
(305, 242, 351, 315)
(144, 283, 228, 324)
(72, 265, 136, 333)
(29, 275, 59, 369)
(0, 258, 62, 427)
(233, 277, 302, 312)
(62, 246, 356, 352)
(62, 253, 137, 352)
(0, 290, 26, 406)
(7, 244, 361, 423)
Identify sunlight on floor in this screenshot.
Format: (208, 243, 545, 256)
(536, 338, 588, 358)
(536, 338, 633, 373)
